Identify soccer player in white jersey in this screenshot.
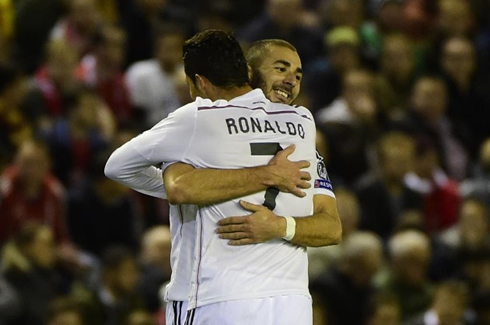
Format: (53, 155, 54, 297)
(161, 39, 340, 324)
(105, 31, 341, 324)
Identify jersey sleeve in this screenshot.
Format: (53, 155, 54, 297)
(314, 151, 335, 198)
(104, 103, 197, 199)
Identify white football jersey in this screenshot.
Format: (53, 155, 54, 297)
(105, 88, 334, 306)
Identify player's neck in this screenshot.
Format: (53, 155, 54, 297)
(210, 85, 253, 101)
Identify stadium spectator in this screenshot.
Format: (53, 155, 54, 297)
(237, 0, 325, 69)
(49, 0, 103, 58)
(1, 222, 68, 325)
(308, 187, 361, 281)
(376, 230, 434, 322)
(0, 139, 69, 245)
(72, 246, 144, 325)
(375, 33, 417, 121)
(439, 36, 490, 157)
(125, 26, 185, 129)
(43, 86, 111, 187)
(305, 26, 362, 112)
(76, 24, 131, 126)
(404, 138, 461, 234)
(394, 76, 469, 181)
(404, 280, 470, 325)
(66, 152, 139, 257)
(356, 132, 423, 240)
(440, 197, 490, 254)
(311, 231, 384, 325)
(317, 69, 378, 185)
(25, 39, 81, 130)
(137, 226, 171, 313)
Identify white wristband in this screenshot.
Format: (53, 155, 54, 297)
(282, 216, 296, 241)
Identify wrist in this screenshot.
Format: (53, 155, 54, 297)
(278, 215, 287, 238)
(257, 165, 275, 187)
(281, 216, 296, 241)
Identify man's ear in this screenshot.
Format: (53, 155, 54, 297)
(195, 74, 207, 92)
(247, 64, 253, 80)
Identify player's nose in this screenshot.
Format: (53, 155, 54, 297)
(283, 72, 297, 88)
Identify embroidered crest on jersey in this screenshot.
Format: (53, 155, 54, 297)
(316, 151, 328, 180)
(315, 151, 333, 191)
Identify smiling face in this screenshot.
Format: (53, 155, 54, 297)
(251, 45, 302, 104)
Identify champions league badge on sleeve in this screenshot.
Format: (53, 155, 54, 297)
(315, 151, 333, 191)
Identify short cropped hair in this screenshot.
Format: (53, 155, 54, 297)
(182, 29, 249, 88)
(245, 39, 298, 69)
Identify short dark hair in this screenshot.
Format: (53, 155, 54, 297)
(182, 29, 249, 88)
(246, 39, 298, 70)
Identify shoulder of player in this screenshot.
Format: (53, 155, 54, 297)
(146, 102, 199, 133)
(290, 104, 313, 116)
(163, 102, 199, 119)
(272, 103, 315, 122)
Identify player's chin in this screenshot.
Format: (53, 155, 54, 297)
(270, 93, 290, 105)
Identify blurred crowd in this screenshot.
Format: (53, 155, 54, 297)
(0, 0, 489, 324)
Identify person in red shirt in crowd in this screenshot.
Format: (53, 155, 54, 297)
(0, 139, 69, 245)
(49, 0, 103, 58)
(76, 24, 132, 126)
(43, 85, 112, 187)
(30, 39, 81, 120)
(404, 137, 461, 234)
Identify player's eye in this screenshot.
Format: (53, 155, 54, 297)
(274, 67, 286, 72)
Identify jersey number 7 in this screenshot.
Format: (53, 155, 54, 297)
(250, 142, 283, 211)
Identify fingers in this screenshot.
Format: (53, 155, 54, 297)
(300, 171, 311, 181)
(295, 160, 311, 169)
(239, 200, 263, 212)
(218, 216, 247, 226)
(297, 179, 311, 190)
(289, 187, 306, 198)
(281, 144, 296, 157)
(228, 239, 256, 246)
(218, 231, 249, 239)
(218, 231, 257, 246)
(217, 223, 247, 234)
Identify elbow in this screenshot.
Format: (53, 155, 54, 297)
(104, 153, 121, 181)
(165, 180, 190, 205)
(317, 215, 343, 247)
(104, 156, 117, 181)
(331, 225, 343, 245)
(316, 228, 342, 247)
(329, 214, 343, 245)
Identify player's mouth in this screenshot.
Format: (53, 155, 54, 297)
(273, 89, 291, 103)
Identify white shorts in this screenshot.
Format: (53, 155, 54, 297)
(184, 295, 312, 325)
(166, 300, 188, 325)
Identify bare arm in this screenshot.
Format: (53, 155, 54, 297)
(217, 194, 342, 247)
(163, 145, 311, 205)
(291, 194, 342, 246)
